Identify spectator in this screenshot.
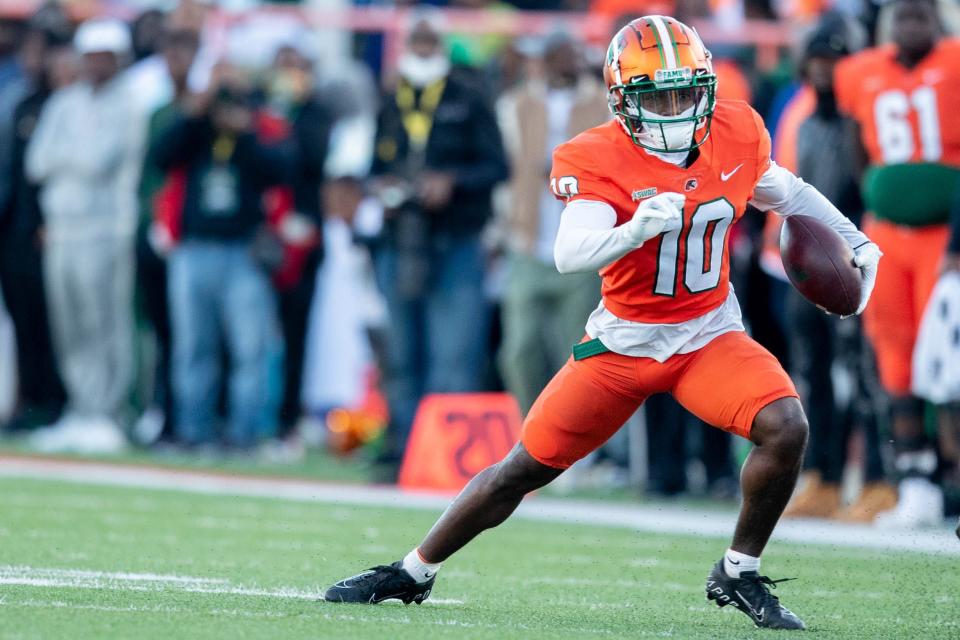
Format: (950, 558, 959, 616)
(370, 12, 507, 474)
(495, 31, 605, 414)
(0, 18, 26, 216)
(131, 9, 166, 64)
(26, 18, 140, 453)
(781, 18, 893, 521)
(133, 27, 200, 445)
(155, 69, 290, 450)
(0, 18, 22, 86)
(0, 22, 73, 432)
(125, 9, 177, 118)
(301, 178, 386, 431)
(268, 43, 333, 438)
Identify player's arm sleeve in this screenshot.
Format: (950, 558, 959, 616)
(554, 199, 640, 274)
(749, 161, 870, 250)
(550, 141, 639, 273)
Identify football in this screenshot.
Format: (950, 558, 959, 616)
(779, 215, 862, 316)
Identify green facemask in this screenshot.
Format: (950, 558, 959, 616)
(609, 73, 717, 153)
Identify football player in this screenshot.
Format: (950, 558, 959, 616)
(325, 16, 881, 631)
(834, 0, 960, 527)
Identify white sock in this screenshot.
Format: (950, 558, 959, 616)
(723, 548, 760, 578)
(401, 548, 442, 583)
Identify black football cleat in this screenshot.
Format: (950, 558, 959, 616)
(706, 560, 806, 630)
(324, 561, 434, 605)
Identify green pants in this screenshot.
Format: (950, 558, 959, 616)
(498, 253, 601, 415)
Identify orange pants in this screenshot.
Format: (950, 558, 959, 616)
(520, 331, 798, 469)
(862, 218, 949, 395)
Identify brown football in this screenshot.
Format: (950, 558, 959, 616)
(779, 215, 861, 316)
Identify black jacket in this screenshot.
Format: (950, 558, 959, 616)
(372, 70, 508, 236)
(289, 96, 333, 222)
(1, 88, 46, 239)
(154, 114, 292, 241)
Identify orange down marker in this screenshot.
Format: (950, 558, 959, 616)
(398, 393, 522, 493)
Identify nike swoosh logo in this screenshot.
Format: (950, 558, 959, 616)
(423, 571, 435, 579)
(725, 557, 740, 565)
(720, 164, 743, 181)
(735, 590, 764, 623)
(369, 591, 395, 603)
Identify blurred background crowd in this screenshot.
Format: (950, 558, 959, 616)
(0, 0, 958, 529)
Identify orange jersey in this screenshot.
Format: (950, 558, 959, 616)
(550, 100, 770, 324)
(835, 39, 960, 167)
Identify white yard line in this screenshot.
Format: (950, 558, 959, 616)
(3, 597, 464, 618)
(0, 566, 229, 584)
(1, 455, 957, 556)
(0, 565, 464, 605)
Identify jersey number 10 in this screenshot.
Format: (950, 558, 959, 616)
(654, 198, 735, 296)
(874, 87, 942, 164)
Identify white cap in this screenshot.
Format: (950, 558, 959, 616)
(74, 18, 131, 55)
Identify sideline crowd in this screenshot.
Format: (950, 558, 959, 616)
(0, 0, 958, 530)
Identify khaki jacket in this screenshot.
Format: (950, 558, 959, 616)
(496, 76, 609, 254)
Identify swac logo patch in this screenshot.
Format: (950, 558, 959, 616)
(631, 187, 658, 201)
(684, 178, 698, 191)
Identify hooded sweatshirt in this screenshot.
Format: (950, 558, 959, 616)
(26, 74, 141, 242)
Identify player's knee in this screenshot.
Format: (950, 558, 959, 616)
(779, 413, 809, 453)
(752, 397, 808, 454)
(484, 444, 560, 497)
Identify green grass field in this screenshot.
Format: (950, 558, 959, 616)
(1, 475, 958, 640)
